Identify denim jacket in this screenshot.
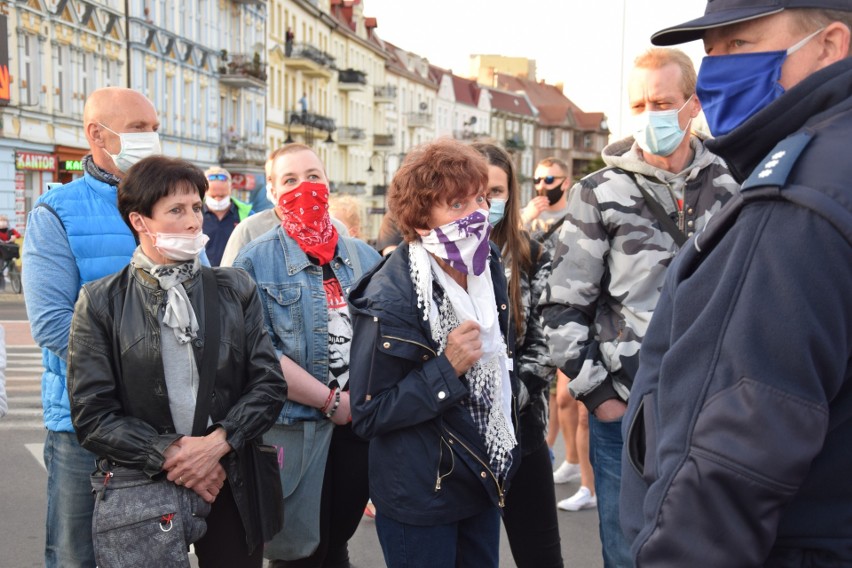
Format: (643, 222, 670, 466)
(233, 226, 381, 424)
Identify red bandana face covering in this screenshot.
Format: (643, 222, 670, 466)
(278, 181, 339, 265)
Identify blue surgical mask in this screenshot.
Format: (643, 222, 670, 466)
(696, 28, 823, 137)
(633, 95, 693, 157)
(488, 198, 506, 227)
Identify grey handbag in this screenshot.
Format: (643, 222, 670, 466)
(263, 419, 334, 561)
(90, 465, 211, 568)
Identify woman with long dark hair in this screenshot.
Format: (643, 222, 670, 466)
(474, 142, 563, 568)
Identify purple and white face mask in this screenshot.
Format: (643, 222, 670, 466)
(420, 209, 491, 276)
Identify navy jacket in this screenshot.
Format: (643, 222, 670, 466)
(621, 59, 852, 566)
(348, 242, 520, 526)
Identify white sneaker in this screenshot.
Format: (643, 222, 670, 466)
(557, 486, 597, 511)
(552, 460, 581, 484)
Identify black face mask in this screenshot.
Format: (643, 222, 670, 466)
(538, 184, 565, 206)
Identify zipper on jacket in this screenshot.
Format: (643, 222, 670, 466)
(383, 335, 437, 357)
(445, 430, 506, 508)
(435, 436, 455, 492)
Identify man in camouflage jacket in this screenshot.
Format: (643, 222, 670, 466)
(540, 47, 739, 568)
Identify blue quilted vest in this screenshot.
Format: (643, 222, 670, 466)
(38, 173, 136, 432)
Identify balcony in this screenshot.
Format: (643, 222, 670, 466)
(219, 133, 266, 165)
(289, 111, 336, 133)
(335, 182, 367, 195)
(453, 130, 480, 141)
(231, 0, 262, 4)
(336, 127, 366, 145)
(285, 42, 335, 79)
(374, 85, 397, 103)
(373, 133, 395, 148)
(338, 68, 367, 91)
(505, 134, 526, 152)
(406, 112, 432, 129)
(218, 52, 267, 88)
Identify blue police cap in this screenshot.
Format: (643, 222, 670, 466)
(651, 0, 851, 46)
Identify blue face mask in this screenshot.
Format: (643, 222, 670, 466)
(633, 95, 693, 157)
(696, 28, 823, 137)
(488, 198, 506, 227)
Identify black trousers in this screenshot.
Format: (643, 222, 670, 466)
(502, 439, 565, 568)
(270, 423, 370, 568)
(194, 480, 263, 568)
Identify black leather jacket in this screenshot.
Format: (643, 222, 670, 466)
(67, 263, 286, 551)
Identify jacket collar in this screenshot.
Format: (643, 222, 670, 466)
(274, 225, 342, 275)
(706, 58, 852, 184)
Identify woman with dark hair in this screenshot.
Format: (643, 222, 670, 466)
(348, 139, 520, 568)
(473, 142, 563, 567)
(66, 155, 287, 568)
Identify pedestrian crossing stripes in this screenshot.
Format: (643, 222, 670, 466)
(1, 345, 45, 430)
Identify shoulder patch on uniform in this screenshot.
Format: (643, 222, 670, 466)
(742, 131, 813, 191)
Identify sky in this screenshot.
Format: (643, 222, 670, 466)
(363, 0, 710, 138)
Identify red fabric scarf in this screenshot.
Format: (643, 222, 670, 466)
(278, 182, 339, 265)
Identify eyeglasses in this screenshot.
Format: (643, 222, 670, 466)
(207, 174, 229, 181)
(533, 176, 565, 186)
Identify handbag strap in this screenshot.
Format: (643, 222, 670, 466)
(191, 267, 220, 436)
(620, 169, 687, 247)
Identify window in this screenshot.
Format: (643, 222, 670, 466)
(53, 43, 67, 114)
(562, 131, 572, 149)
(584, 134, 593, 149)
(18, 34, 39, 107)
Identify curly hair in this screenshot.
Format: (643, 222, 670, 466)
(388, 138, 489, 242)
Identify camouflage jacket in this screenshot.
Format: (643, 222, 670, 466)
(505, 237, 555, 454)
(540, 135, 739, 411)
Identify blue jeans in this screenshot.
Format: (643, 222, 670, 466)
(44, 430, 98, 568)
(589, 415, 631, 568)
(376, 506, 500, 568)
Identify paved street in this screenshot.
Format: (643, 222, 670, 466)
(0, 291, 603, 567)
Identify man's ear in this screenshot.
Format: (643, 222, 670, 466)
(689, 94, 702, 119)
(818, 22, 851, 68)
(87, 122, 106, 149)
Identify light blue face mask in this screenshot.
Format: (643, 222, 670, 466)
(488, 198, 506, 227)
(632, 95, 693, 157)
(696, 27, 824, 137)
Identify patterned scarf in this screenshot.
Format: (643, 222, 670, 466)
(82, 154, 122, 187)
(278, 181, 339, 265)
(419, 209, 491, 276)
(131, 247, 200, 344)
(409, 240, 516, 478)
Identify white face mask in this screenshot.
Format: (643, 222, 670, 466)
(99, 123, 161, 173)
(205, 196, 231, 212)
(139, 218, 208, 262)
(150, 230, 209, 262)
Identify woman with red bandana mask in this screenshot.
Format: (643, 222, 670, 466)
(347, 139, 520, 568)
(233, 144, 381, 568)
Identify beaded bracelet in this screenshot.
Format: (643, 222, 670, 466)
(320, 387, 336, 414)
(324, 388, 341, 419)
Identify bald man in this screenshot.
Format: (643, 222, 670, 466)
(22, 87, 161, 568)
